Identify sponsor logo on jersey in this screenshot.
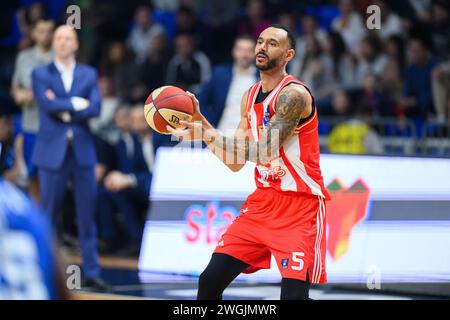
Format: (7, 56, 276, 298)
(257, 165, 286, 181)
(281, 258, 289, 269)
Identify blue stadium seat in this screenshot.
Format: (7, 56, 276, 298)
(152, 10, 177, 41)
(305, 5, 341, 30)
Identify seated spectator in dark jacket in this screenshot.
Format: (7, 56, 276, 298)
(137, 34, 169, 95)
(97, 106, 154, 256)
(356, 73, 394, 117)
(237, 0, 271, 40)
(328, 89, 355, 117)
(429, 0, 450, 63)
(166, 33, 211, 94)
(400, 37, 436, 120)
(198, 35, 257, 131)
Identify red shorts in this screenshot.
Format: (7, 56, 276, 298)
(214, 187, 327, 284)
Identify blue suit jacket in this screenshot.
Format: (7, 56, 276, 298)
(115, 134, 152, 199)
(31, 62, 101, 169)
(197, 64, 259, 127)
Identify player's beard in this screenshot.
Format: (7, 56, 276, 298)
(255, 54, 281, 71)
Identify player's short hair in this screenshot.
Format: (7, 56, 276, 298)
(270, 24, 296, 50)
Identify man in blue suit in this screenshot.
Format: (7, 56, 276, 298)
(198, 35, 258, 131)
(31, 25, 108, 291)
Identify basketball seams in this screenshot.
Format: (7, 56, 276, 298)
(144, 86, 194, 134)
(152, 93, 191, 110)
(145, 104, 178, 133)
(157, 108, 192, 117)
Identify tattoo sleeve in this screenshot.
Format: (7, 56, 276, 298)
(206, 85, 310, 165)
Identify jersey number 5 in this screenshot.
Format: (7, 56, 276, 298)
(291, 252, 305, 271)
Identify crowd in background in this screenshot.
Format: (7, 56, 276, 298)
(1, 0, 450, 255)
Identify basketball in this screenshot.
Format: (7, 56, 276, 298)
(144, 86, 194, 134)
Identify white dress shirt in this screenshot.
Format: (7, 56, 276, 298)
(141, 134, 154, 172)
(54, 59, 75, 92)
(54, 59, 89, 141)
(217, 65, 257, 135)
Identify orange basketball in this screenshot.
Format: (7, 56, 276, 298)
(144, 86, 194, 134)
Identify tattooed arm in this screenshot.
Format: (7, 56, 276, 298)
(169, 85, 311, 168)
(205, 91, 250, 172)
(203, 84, 312, 166)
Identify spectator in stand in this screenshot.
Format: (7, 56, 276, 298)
(100, 41, 142, 105)
(401, 37, 436, 120)
(99, 106, 154, 256)
(355, 34, 388, 85)
(11, 19, 54, 201)
(175, 5, 208, 51)
(429, 0, 450, 63)
(126, 4, 165, 64)
(197, 0, 240, 64)
(291, 35, 337, 112)
(432, 57, 450, 123)
(166, 33, 211, 94)
(321, 31, 358, 91)
(373, 0, 403, 40)
(356, 73, 393, 117)
(328, 106, 384, 155)
(408, 0, 433, 24)
(277, 9, 299, 39)
(97, 106, 131, 254)
(137, 34, 169, 98)
(331, 0, 366, 54)
(294, 15, 327, 64)
(329, 89, 354, 117)
(198, 35, 257, 131)
(237, 0, 272, 40)
(16, 2, 48, 51)
(381, 35, 406, 100)
(89, 76, 120, 144)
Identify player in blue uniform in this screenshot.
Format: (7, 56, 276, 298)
(0, 144, 67, 299)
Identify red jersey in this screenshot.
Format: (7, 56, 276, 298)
(245, 74, 330, 200)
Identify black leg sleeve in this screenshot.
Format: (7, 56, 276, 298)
(197, 253, 249, 300)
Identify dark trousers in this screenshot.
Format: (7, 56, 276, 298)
(97, 186, 147, 245)
(38, 146, 100, 279)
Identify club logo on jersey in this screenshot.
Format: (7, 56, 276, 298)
(257, 165, 286, 181)
(281, 258, 289, 269)
(326, 178, 371, 261)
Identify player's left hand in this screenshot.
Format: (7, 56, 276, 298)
(185, 91, 204, 122)
(166, 91, 215, 141)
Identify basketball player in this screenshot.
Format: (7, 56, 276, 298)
(168, 25, 330, 300)
(0, 144, 68, 299)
